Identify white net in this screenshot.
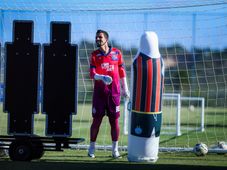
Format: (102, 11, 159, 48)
(0, 1, 227, 153)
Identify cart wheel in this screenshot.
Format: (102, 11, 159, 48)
(9, 140, 32, 161)
(32, 139, 44, 159)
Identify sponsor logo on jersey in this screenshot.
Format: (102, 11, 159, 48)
(101, 62, 114, 71)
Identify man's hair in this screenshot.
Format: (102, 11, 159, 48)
(96, 29, 109, 39)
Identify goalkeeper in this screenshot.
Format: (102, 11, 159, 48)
(88, 29, 130, 158)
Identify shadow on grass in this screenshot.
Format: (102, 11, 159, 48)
(0, 158, 226, 170)
(160, 129, 194, 145)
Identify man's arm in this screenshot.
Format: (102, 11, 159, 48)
(120, 77, 130, 98)
(118, 50, 130, 98)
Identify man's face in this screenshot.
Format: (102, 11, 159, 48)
(96, 32, 107, 47)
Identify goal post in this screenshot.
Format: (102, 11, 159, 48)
(162, 94, 205, 136)
(123, 93, 205, 137)
(180, 96, 205, 132)
(162, 93, 181, 136)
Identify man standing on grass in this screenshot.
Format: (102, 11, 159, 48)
(88, 29, 130, 158)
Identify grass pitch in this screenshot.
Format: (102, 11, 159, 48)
(0, 103, 227, 169)
(0, 150, 227, 170)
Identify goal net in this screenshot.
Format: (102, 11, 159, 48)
(0, 1, 227, 153)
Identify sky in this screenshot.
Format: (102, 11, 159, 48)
(0, 0, 227, 50)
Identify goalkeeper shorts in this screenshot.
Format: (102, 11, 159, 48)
(92, 93, 120, 119)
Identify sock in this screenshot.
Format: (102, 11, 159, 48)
(90, 141, 95, 150)
(112, 141, 118, 152)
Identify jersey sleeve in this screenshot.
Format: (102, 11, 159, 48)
(118, 50, 126, 78)
(89, 53, 96, 79)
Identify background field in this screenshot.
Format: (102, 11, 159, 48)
(1, 103, 227, 169)
(1, 103, 227, 148)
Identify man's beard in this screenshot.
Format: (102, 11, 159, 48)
(96, 40, 107, 47)
(96, 40, 102, 47)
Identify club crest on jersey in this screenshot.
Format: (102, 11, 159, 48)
(110, 51, 118, 61)
(111, 54, 118, 61)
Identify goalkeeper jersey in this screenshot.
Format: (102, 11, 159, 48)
(90, 47, 126, 95)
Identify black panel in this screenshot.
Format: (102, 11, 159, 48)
(51, 21, 70, 45)
(8, 113, 33, 134)
(42, 45, 76, 113)
(5, 44, 39, 113)
(4, 20, 40, 134)
(42, 22, 78, 136)
(13, 20, 33, 44)
(46, 114, 71, 136)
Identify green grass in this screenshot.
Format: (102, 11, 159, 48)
(0, 103, 227, 168)
(44, 149, 227, 167)
(1, 103, 227, 147)
(0, 150, 227, 170)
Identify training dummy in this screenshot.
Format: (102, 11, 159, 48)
(127, 31, 164, 163)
